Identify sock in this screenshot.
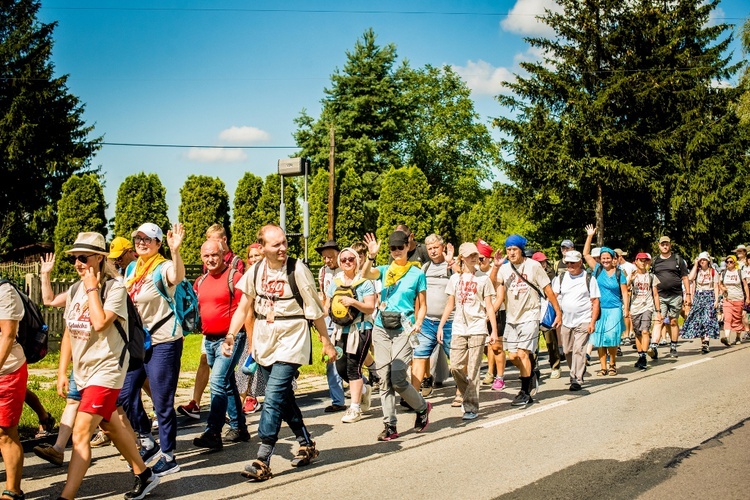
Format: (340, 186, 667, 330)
(520, 376, 531, 393)
(494, 375, 503, 381)
(351, 403, 361, 411)
(670, 342, 677, 349)
(361, 384, 368, 395)
(639, 352, 646, 358)
(138, 468, 152, 481)
(257, 443, 274, 463)
(139, 434, 155, 450)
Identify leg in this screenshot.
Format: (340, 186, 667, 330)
(449, 336, 470, 403)
(61, 411, 103, 499)
(571, 326, 590, 383)
(104, 407, 147, 474)
(373, 326, 397, 426)
(463, 335, 485, 414)
(144, 339, 183, 455)
(389, 330, 428, 413)
(117, 364, 151, 437)
(205, 334, 247, 434)
(193, 354, 210, 405)
(25, 388, 53, 436)
(0, 426, 24, 497)
(54, 399, 79, 452)
(543, 328, 561, 372)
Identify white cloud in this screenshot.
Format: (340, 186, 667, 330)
(452, 60, 516, 95)
(707, 6, 725, 27)
(184, 148, 247, 163)
(500, 0, 562, 37)
(218, 126, 271, 144)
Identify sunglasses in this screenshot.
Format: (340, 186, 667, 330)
(134, 235, 154, 245)
(390, 245, 405, 251)
(340, 257, 356, 264)
(66, 254, 94, 265)
(478, 257, 486, 263)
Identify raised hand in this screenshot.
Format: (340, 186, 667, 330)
(363, 233, 381, 257)
(585, 224, 596, 237)
(493, 248, 505, 267)
(40, 253, 55, 275)
(445, 243, 454, 262)
(82, 267, 100, 290)
(167, 222, 185, 251)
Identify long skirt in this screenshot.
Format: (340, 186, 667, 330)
(681, 290, 719, 340)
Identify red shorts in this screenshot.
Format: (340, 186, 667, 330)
(0, 364, 28, 428)
(79, 386, 121, 421)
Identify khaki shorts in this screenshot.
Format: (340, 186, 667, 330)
(504, 321, 540, 353)
(660, 295, 683, 319)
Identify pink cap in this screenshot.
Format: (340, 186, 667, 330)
(532, 251, 548, 262)
(635, 252, 651, 260)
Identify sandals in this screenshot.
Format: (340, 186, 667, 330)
(290, 441, 319, 467)
(595, 369, 607, 376)
(1, 490, 25, 500)
(34, 414, 56, 439)
(241, 460, 273, 481)
(607, 365, 618, 376)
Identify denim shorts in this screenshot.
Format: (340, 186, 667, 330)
(67, 370, 82, 401)
(414, 318, 452, 359)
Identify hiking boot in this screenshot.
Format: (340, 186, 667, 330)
(224, 427, 251, 443)
(701, 342, 710, 354)
(341, 407, 362, 423)
(377, 424, 399, 441)
(193, 431, 223, 450)
(177, 400, 200, 420)
(90, 429, 111, 448)
(290, 441, 319, 467)
(420, 376, 434, 397)
(511, 390, 533, 408)
(33, 443, 63, 467)
(124, 468, 160, 500)
(414, 402, 432, 432)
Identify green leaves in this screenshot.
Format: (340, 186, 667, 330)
(178, 176, 230, 265)
(113, 173, 170, 240)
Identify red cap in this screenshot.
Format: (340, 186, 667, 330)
(635, 252, 651, 260)
(532, 251, 548, 262)
(476, 239, 493, 258)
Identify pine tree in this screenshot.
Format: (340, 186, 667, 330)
(53, 173, 107, 276)
(0, 0, 100, 256)
(113, 173, 170, 240)
(231, 172, 264, 256)
(178, 176, 231, 265)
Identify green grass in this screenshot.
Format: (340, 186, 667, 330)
(19, 375, 67, 441)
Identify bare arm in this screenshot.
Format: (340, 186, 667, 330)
(0, 319, 18, 368)
(687, 258, 699, 282)
(620, 283, 630, 317)
(485, 294, 498, 341)
(82, 269, 119, 332)
(583, 224, 597, 270)
(164, 223, 186, 285)
(361, 233, 382, 280)
(588, 298, 600, 333)
(414, 291, 427, 331)
(57, 328, 72, 398)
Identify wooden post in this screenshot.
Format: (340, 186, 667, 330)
(328, 124, 335, 240)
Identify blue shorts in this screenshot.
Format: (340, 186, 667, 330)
(67, 371, 81, 401)
(414, 318, 452, 359)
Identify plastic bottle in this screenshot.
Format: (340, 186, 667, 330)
(401, 313, 420, 348)
(241, 353, 258, 375)
(323, 346, 345, 362)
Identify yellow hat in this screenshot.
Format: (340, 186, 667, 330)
(109, 236, 134, 259)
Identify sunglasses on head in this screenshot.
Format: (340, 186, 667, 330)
(66, 254, 94, 265)
(134, 235, 154, 245)
(390, 245, 405, 251)
(340, 256, 356, 264)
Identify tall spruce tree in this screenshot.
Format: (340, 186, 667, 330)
(113, 173, 170, 239)
(0, 0, 100, 256)
(178, 175, 231, 265)
(53, 173, 107, 276)
(495, 0, 744, 255)
(231, 172, 264, 256)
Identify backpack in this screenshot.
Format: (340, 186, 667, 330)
(251, 257, 305, 315)
(421, 260, 454, 278)
(558, 271, 593, 294)
(329, 277, 367, 326)
(0, 280, 48, 363)
(71, 279, 148, 370)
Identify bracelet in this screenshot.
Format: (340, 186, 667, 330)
(367, 255, 376, 261)
(85, 287, 99, 294)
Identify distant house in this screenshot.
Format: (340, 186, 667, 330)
(5, 242, 53, 264)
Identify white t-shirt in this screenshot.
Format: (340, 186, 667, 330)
(619, 261, 636, 278)
(552, 272, 601, 327)
(239, 259, 325, 366)
(424, 260, 453, 320)
(65, 280, 128, 389)
(0, 283, 26, 376)
(630, 273, 661, 316)
(128, 261, 183, 345)
(722, 269, 744, 301)
(695, 268, 718, 292)
(498, 259, 551, 324)
(445, 273, 495, 336)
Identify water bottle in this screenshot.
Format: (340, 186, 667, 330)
(241, 353, 258, 375)
(324, 346, 344, 362)
(401, 313, 420, 348)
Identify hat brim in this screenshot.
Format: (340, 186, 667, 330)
(108, 249, 125, 259)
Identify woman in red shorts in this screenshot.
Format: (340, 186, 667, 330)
(57, 232, 159, 500)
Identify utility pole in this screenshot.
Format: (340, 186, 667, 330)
(328, 124, 335, 240)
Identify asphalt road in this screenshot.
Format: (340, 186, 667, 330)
(14, 339, 750, 499)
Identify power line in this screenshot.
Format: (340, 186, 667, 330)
(101, 142, 297, 149)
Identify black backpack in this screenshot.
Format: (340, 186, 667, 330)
(71, 279, 148, 371)
(0, 279, 48, 363)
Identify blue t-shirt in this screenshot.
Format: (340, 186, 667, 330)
(326, 278, 375, 334)
(375, 265, 427, 327)
(594, 264, 626, 309)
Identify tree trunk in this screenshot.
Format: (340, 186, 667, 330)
(596, 182, 604, 247)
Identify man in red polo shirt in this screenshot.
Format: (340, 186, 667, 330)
(192, 240, 249, 450)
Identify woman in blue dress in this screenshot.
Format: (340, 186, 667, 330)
(583, 225, 630, 376)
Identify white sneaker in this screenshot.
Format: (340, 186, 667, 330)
(550, 369, 561, 379)
(361, 384, 372, 413)
(341, 407, 362, 423)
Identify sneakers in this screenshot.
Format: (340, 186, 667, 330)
(647, 345, 658, 360)
(243, 397, 259, 414)
(482, 372, 494, 385)
(569, 382, 582, 391)
(462, 411, 478, 421)
(324, 404, 347, 413)
(124, 468, 160, 500)
(701, 342, 710, 354)
(621, 337, 632, 346)
(139, 445, 161, 465)
(420, 376, 434, 397)
(530, 373, 540, 396)
(341, 407, 362, 423)
(377, 424, 399, 441)
(223, 427, 251, 443)
(177, 400, 201, 420)
(414, 402, 432, 432)
(491, 377, 506, 391)
(721, 337, 730, 347)
(91, 429, 111, 448)
(152, 456, 180, 477)
(193, 431, 223, 450)
(550, 369, 561, 379)
(616, 347, 623, 356)
(634, 356, 647, 371)
(33, 443, 63, 467)
(361, 384, 372, 413)
(511, 390, 533, 408)
(667, 346, 678, 358)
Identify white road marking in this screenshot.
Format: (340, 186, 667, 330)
(481, 400, 570, 429)
(674, 357, 713, 370)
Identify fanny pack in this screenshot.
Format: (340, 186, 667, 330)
(380, 311, 402, 330)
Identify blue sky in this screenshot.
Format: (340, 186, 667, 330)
(37, 0, 748, 226)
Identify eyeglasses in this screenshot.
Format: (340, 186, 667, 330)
(134, 235, 154, 245)
(390, 245, 405, 251)
(340, 257, 356, 264)
(66, 254, 94, 265)
(565, 262, 578, 266)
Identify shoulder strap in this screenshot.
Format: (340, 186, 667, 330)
(228, 266, 236, 298)
(594, 266, 602, 278)
(421, 260, 431, 274)
(230, 254, 241, 270)
(153, 262, 171, 305)
(71, 281, 82, 298)
(195, 273, 209, 294)
(585, 272, 591, 292)
(100, 279, 128, 345)
(287, 258, 304, 309)
(509, 261, 543, 298)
